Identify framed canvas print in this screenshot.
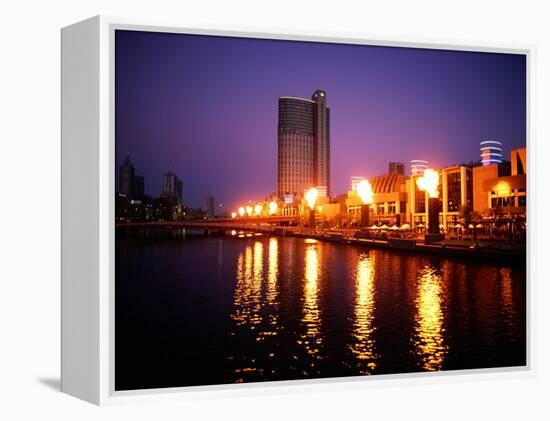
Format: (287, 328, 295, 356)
(61, 16, 533, 405)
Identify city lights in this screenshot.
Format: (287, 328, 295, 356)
(268, 201, 278, 215)
(305, 187, 318, 210)
(254, 204, 263, 216)
(416, 168, 440, 198)
(231, 212, 237, 219)
(356, 179, 373, 205)
(246, 206, 253, 217)
(238, 207, 245, 217)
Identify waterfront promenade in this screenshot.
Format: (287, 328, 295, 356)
(116, 220, 526, 263)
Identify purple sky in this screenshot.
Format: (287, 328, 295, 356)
(115, 30, 526, 211)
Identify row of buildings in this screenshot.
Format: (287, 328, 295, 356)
(116, 156, 217, 222)
(273, 90, 526, 230)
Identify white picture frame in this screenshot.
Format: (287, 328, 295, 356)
(61, 15, 535, 405)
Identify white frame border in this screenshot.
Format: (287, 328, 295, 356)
(92, 15, 535, 405)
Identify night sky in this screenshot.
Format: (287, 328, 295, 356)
(115, 30, 526, 211)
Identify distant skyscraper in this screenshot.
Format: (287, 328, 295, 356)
(162, 168, 183, 204)
(119, 155, 135, 196)
(118, 154, 144, 198)
(133, 175, 144, 199)
(480, 140, 503, 166)
(206, 194, 215, 218)
(410, 160, 429, 175)
(277, 90, 330, 199)
(389, 161, 405, 175)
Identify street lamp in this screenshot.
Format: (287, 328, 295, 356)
(245, 206, 253, 217)
(254, 204, 262, 216)
(305, 187, 318, 228)
(231, 212, 237, 219)
(356, 179, 373, 227)
(238, 207, 245, 217)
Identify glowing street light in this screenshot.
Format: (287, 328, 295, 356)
(268, 201, 278, 216)
(254, 204, 263, 216)
(305, 187, 318, 228)
(245, 206, 253, 217)
(231, 212, 237, 219)
(356, 179, 373, 227)
(416, 168, 441, 235)
(238, 207, 245, 217)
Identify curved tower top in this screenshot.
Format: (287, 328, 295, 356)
(480, 140, 503, 166)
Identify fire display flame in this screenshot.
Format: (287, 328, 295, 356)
(416, 168, 440, 198)
(268, 201, 278, 215)
(356, 179, 373, 205)
(305, 187, 319, 210)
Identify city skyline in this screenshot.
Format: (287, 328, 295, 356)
(115, 30, 526, 209)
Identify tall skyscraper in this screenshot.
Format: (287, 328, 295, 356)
(277, 90, 330, 199)
(480, 140, 503, 166)
(410, 160, 429, 175)
(389, 161, 405, 175)
(162, 168, 183, 204)
(206, 194, 215, 218)
(118, 154, 145, 198)
(119, 155, 135, 196)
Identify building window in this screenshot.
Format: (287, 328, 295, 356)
(447, 172, 461, 212)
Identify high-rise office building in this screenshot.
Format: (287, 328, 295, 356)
(119, 155, 135, 196)
(480, 140, 503, 166)
(410, 160, 429, 175)
(118, 154, 144, 198)
(206, 194, 215, 218)
(162, 169, 183, 204)
(277, 90, 330, 199)
(389, 161, 405, 175)
(133, 175, 144, 199)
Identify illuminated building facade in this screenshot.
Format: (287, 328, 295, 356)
(346, 172, 408, 226)
(407, 166, 473, 228)
(277, 90, 330, 200)
(473, 147, 526, 217)
(480, 140, 503, 165)
(410, 160, 428, 175)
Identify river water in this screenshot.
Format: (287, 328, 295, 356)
(115, 234, 526, 390)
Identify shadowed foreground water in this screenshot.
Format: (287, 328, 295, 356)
(115, 235, 526, 390)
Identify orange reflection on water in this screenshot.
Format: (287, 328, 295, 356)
(261, 238, 280, 340)
(231, 244, 261, 329)
(301, 243, 322, 358)
(499, 267, 517, 338)
(349, 253, 378, 373)
(414, 265, 447, 371)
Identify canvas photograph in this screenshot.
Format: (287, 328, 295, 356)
(114, 29, 527, 391)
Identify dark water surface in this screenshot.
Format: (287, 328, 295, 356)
(115, 235, 526, 390)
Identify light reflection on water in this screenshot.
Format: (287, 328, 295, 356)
(300, 243, 322, 370)
(413, 265, 447, 371)
(115, 235, 526, 389)
(349, 253, 378, 373)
